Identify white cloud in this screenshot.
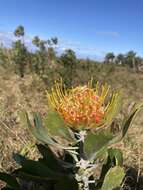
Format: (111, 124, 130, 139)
(95, 31, 120, 37)
(58, 39, 99, 56)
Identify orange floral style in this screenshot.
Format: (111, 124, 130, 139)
(47, 80, 120, 129)
(57, 86, 104, 126)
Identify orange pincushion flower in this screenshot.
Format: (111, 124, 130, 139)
(57, 86, 104, 126)
(47, 80, 121, 129)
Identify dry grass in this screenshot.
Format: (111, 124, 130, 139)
(0, 65, 143, 180)
(0, 73, 47, 172)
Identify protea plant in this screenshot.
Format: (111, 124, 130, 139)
(0, 80, 142, 190)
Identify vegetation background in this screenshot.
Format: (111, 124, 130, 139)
(0, 25, 143, 188)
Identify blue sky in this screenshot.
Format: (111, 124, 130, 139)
(0, 0, 143, 59)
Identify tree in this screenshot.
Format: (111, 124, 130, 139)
(14, 25, 25, 37)
(60, 49, 77, 67)
(125, 50, 136, 68)
(47, 37, 58, 65)
(32, 36, 58, 75)
(51, 37, 58, 45)
(12, 40, 28, 77)
(12, 25, 27, 77)
(134, 56, 142, 72)
(116, 54, 124, 65)
(32, 36, 47, 50)
(105, 52, 115, 63)
(32, 36, 40, 47)
(60, 49, 77, 87)
(14, 25, 25, 44)
(46, 37, 58, 47)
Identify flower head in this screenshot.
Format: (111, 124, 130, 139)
(47, 80, 121, 129)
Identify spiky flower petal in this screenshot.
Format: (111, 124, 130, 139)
(47, 80, 121, 129)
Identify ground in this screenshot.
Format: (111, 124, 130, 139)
(0, 65, 143, 189)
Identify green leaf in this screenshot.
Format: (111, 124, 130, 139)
(33, 112, 56, 145)
(13, 170, 56, 183)
(25, 112, 56, 146)
(84, 103, 143, 161)
(96, 150, 116, 189)
(37, 144, 74, 172)
(13, 154, 64, 180)
(108, 148, 123, 166)
(25, 112, 76, 150)
(104, 92, 122, 124)
(54, 176, 79, 190)
(101, 166, 125, 190)
(44, 111, 75, 142)
(122, 104, 143, 139)
(0, 172, 21, 190)
(84, 131, 114, 159)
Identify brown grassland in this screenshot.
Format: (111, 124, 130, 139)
(0, 64, 143, 189)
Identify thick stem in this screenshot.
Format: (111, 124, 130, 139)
(75, 131, 96, 190)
